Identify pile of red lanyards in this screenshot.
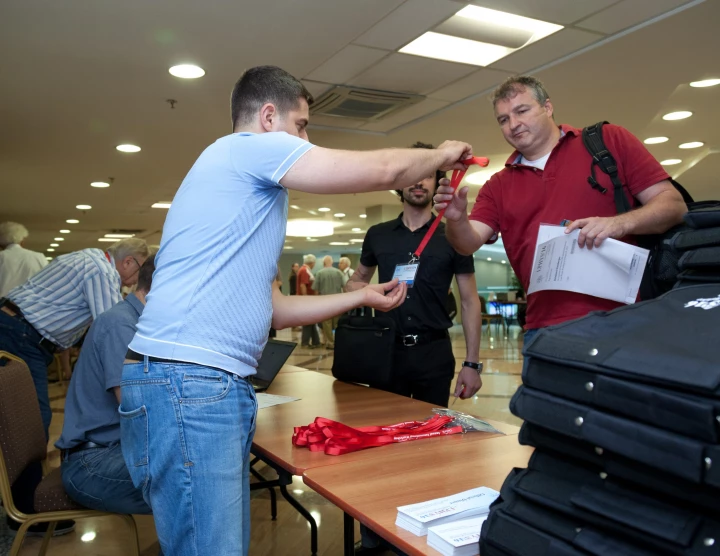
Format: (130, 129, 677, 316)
(292, 415, 464, 456)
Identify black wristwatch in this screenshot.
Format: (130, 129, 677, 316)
(462, 361, 483, 374)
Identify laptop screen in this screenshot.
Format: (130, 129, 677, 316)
(254, 339, 297, 386)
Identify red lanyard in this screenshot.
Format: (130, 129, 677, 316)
(105, 251, 111, 263)
(412, 156, 489, 261)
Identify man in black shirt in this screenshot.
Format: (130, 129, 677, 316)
(347, 142, 483, 408)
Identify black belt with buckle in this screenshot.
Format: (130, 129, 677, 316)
(396, 329, 449, 347)
(62, 441, 106, 459)
(0, 298, 60, 355)
(125, 349, 178, 364)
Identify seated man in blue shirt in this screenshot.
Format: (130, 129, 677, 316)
(56, 254, 156, 514)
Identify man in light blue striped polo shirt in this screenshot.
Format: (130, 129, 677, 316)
(120, 65, 474, 556)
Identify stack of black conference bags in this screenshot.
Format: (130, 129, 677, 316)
(480, 284, 720, 556)
(671, 206, 720, 289)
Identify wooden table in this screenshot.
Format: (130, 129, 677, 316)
(303, 434, 533, 556)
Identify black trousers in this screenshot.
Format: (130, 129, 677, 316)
(372, 336, 455, 407)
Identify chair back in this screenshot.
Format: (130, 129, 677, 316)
(0, 353, 47, 486)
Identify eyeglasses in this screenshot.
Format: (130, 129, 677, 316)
(130, 257, 142, 275)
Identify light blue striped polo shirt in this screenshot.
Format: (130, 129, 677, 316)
(9, 249, 122, 349)
(129, 131, 314, 376)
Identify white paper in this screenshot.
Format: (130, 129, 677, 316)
(255, 393, 300, 410)
(395, 487, 498, 536)
(527, 225, 649, 304)
(427, 516, 486, 556)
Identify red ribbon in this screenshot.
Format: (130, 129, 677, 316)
(413, 156, 489, 259)
(292, 415, 464, 456)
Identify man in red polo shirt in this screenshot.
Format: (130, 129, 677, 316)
(434, 76, 687, 341)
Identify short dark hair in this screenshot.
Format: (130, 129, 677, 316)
(395, 142, 446, 201)
(231, 66, 313, 129)
(491, 75, 550, 108)
(136, 254, 156, 293)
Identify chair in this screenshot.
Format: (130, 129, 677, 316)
(0, 351, 140, 556)
(479, 296, 505, 335)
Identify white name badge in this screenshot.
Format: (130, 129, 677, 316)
(392, 263, 420, 288)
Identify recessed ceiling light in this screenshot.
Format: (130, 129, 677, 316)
(45, 256, 53, 261)
(47, 248, 55, 252)
(91, 182, 110, 188)
(54, 237, 64, 241)
(286, 220, 336, 237)
(662, 111, 692, 121)
(486, 257, 492, 261)
(329, 242, 350, 246)
(501, 260, 507, 264)
(283, 245, 294, 249)
(349, 239, 364, 243)
(80, 532, 96, 543)
(116, 144, 141, 153)
(359, 214, 367, 219)
(689, 78, 720, 88)
(76, 204, 92, 210)
(66, 219, 79, 224)
(352, 228, 362, 232)
(643, 137, 668, 144)
(679, 141, 704, 149)
(50, 243, 59, 247)
(169, 64, 205, 79)
(660, 159, 682, 166)
(59, 229, 70, 234)
(333, 213, 346, 218)
(104, 233, 134, 238)
(456, 5, 563, 36)
(290, 205, 301, 210)
(306, 237, 319, 242)
(401, 32, 512, 67)
(317, 207, 331, 212)
(98, 238, 118, 242)
(152, 202, 172, 209)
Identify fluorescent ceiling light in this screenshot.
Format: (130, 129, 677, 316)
(333, 213, 346, 218)
(286, 219, 337, 237)
(46, 256, 53, 261)
(66, 219, 79, 224)
(50, 243, 59, 247)
(59, 229, 70, 233)
(317, 207, 331, 212)
(81, 532, 97, 543)
(76, 204, 92, 210)
(662, 111, 692, 121)
(660, 159, 682, 166)
(689, 78, 720, 88)
(152, 202, 172, 209)
(643, 137, 668, 144)
(401, 32, 513, 66)
(98, 238, 118, 242)
(329, 242, 350, 246)
(283, 245, 294, 249)
(359, 214, 367, 219)
(349, 239, 364, 243)
(351, 228, 362, 232)
(501, 260, 507, 264)
(169, 64, 205, 79)
(116, 144, 141, 153)
(486, 257, 492, 261)
(456, 5, 562, 36)
(54, 237, 64, 241)
(91, 182, 110, 188)
(679, 141, 704, 149)
(290, 205, 301, 210)
(105, 233, 134, 238)
(306, 238, 319, 242)
(47, 248, 55, 252)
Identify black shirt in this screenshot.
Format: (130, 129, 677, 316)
(360, 213, 475, 334)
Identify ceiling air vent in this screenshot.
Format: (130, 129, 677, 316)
(310, 86, 424, 121)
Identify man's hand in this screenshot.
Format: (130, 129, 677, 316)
(565, 215, 629, 250)
(362, 278, 407, 312)
(453, 366, 482, 399)
(437, 141, 473, 171)
(433, 178, 470, 222)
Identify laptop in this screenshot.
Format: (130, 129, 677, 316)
(249, 339, 297, 392)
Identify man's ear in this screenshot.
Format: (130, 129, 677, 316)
(544, 99, 554, 119)
(259, 102, 277, 132)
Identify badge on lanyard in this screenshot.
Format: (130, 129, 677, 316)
(393, 254, 420, 288)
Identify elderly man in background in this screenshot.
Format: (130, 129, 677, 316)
(297, 253, 321, 348)
(0, 221, 47, 297)
(338, 256, 354, 286)
(313, 255, 345, 349)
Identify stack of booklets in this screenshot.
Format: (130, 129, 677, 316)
(395, 487, 498, 536)
(427, 516, 487, 556)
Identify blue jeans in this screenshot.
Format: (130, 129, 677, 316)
(119, 360, 258, 556)
(61, 443, 152, 514)
(0, 311, 53, 437)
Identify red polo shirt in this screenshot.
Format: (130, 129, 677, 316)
(469, 124, 670, 330)
(296, 265, 316, 296)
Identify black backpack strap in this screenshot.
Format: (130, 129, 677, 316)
(582, 122, 634, 215)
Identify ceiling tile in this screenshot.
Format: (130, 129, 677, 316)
(428, 68, 514, 102)
(304, 45, 390, 84)
(302, 80, 333, 99)
(576, 0, 694, 34)
(308, 115, 366, 129)
(359, 98, 450, 132)
(349, 53, 477, 95)
(353, 0, 461, 50)
(490, 28, 602, 74)
(459, 0, 618, 25)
